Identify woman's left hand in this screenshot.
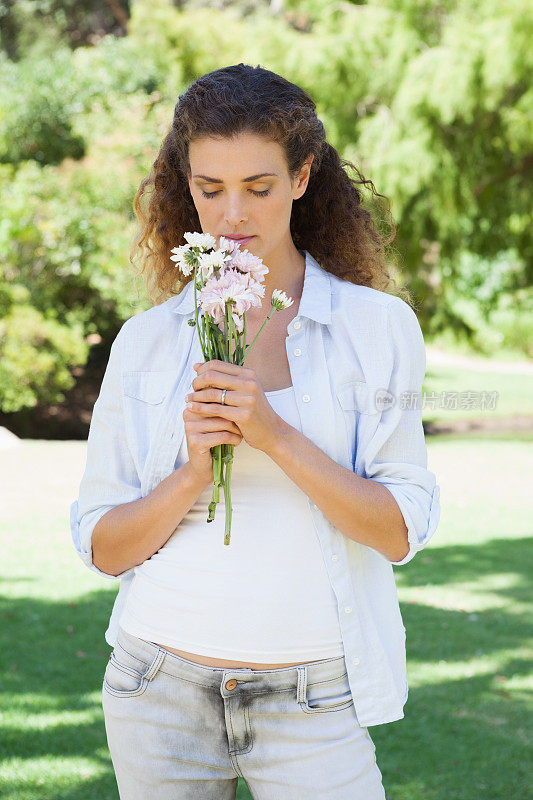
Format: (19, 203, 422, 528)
(186, 359, 286, 453)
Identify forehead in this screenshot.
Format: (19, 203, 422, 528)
(188, 132, 286, 176)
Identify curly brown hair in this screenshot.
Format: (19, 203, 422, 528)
(130, 63, 412, 308)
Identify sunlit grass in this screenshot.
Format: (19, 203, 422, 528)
(423, 363, 533, 422)
(1, 430, 531, 799)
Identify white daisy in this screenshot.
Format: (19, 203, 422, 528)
(183, 231, 217, 250)
(169, 244, 195, 276)
(271, 289, 294, 311)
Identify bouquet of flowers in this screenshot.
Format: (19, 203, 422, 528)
(170, 232, 293, 545)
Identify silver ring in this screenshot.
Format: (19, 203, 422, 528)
(221, 388, 227, 405)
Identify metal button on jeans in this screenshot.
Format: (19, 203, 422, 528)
(225, 679, 238, 690)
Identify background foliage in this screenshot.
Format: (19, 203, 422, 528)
(0, 0, 531, 413)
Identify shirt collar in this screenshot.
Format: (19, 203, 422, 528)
(170, 248, 332, 325)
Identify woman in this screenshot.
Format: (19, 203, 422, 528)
(70, 63, 441, 799)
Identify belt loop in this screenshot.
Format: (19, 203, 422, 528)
(296, 666, 307, 703)
(144, 649, 165, 681)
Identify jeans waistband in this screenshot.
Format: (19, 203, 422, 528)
(115, 625, 347, 692)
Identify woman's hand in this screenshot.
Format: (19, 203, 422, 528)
(182, 404, 244, 486)
(186, 359, 287, 453)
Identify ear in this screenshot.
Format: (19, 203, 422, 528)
(294, 155, 314, 200)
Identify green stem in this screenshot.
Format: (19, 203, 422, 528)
(229, 309, 234, 362)
(223, 444, 234, 545)
(224, 301, 229, 359)
(207, 445, 222, 523)
(220, 302, 236, 542)
(207, 300, 232, 525)
(193, 259, 208, 360)
(207, 317, 214, 360)
(237, 311, 245, 363)
(243, 307, 276, 361)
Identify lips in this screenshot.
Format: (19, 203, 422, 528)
(225, 235, 254, 241)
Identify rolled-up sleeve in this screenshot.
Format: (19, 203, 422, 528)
(360, 297, 441, 566)
(70, 319, 141, 579)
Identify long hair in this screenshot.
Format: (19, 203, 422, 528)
(130, 63, 412, 307)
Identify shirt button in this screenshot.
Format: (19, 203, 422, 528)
(331, 555, 339, 562)
(352, 658, 360, 666)
(293, 320, 301, 330)
(294, 348, 302, 356)
(344, 606, 352, 614)
(302, 394, 310, 403)
(225, 679, 238, 690)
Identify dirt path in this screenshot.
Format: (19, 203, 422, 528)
(424, 415, 533, 436)
(426, 346, 533, 375)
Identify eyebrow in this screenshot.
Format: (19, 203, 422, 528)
(192, 173, 278, 183)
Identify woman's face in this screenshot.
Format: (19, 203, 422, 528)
(187, 131, 312, 258)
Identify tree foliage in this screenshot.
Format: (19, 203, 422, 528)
(1, 0, 531, 413)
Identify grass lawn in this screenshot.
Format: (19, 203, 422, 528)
(1, 427, 531, 799)
(422, 364, 533, 424)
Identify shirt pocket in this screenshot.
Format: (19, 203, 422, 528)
(335, 380, 381, 470)
(123, 370, 181, 404)
(122, 370, 182, 470)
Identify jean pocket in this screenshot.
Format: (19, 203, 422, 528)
(103, 641, 164, 698)
(299, 669, 354, 715)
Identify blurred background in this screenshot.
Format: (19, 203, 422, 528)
(0, 1, 531, 798)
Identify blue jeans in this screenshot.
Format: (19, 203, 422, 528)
(102, 625, 387, 799)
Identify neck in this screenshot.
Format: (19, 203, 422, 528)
(259, 242, 306, 307)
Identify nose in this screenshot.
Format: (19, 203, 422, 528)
(225, 215, 248, 229)
(224, 199, 248, 228)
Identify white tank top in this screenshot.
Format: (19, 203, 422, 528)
(118, 385, 345, 662)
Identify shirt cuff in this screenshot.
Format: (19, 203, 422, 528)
(384, 483, 441, 566)
(69, 500, 135, 580)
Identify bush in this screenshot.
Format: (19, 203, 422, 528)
(0, 284, 87, 413)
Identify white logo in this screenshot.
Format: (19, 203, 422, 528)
(374, 388, 395, 412)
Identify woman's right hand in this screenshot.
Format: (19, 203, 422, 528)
(182, 405, 243, 485)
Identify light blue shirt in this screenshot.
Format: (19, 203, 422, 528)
(70, 249, 441, 726)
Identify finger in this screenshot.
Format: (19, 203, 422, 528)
(192, 370, 249, 394)
(183, 406, 216, 422)
(193, 430, 243, 453)
(187, 417, 241, 434)
(183, 407, 203, 421)
(190, 386, 257, 410)
(194, 360, 254, 379)
(205, 417, 242, 434)
(186, 399, 239, 422)
(188, 387, 242, 405)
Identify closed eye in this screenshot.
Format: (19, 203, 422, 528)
(201, 188, 271, 199)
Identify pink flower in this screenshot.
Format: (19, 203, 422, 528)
(199, 268, 262, 333)
(227, 247, 269, 281)
(218, 236, 241, 255)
